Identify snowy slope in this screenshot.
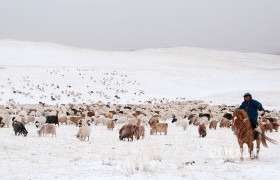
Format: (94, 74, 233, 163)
(0, 40, 280, 179)
(0, 39, 280, 109)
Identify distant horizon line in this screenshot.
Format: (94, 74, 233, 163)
(1, 38, 279, 56)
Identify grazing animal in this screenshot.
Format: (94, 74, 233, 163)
(188, 114, 198, 125)
(264, 123, 273, 132)
(76, 126, 91, 141)
(232, 109, 277, 161)
(87, 111, 95, 117)
(0, 117, 4, 127)
(12, 121, 28, 136)
(149, 116, 159, 127)
(181, 121, 188, 131)
(171, 115, 177, 123)
(26, 116, 35, 124)
(119, 124, 137, 141)
(124, 106, 132, 110)
(135, 125, 145, 139)
(34, 116, 46, 128)
(198, 124, 207, 137)
(46, 116, 59, 127)
(38, 124, 57, 137)
(223, 113, 233, 120)
(34, 121, 41, 128)
(58, 116, 67, 125)
(199, 113, 211, 121)
(1, 115, 11, 128)
(220, 118, 231, 128)
(150, 123, 168, 135)
(209, 120, 217, 130)
(70, 116, 81, 126)
(107, 121, 115, 130)
(271, 122, 279, 132)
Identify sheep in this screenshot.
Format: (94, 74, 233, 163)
(26, 116, 35, 124)
(76, 126, 91, 141)
(58, 116, 67, 125)
(220, 118, 231, 128)
(34, 116, 46, 128)
(181, 120, 188, 131)
(107, 120, 115, 130)
(119, 124, 137, 141)
(0, 114, 11, 128)
(149, 116, 159, 128)
(150, 123, 168, 135)
(271, 122, 279, 132)
(135, 125, 145, 139)
(198, 116, 208, 126)
(70, 116, 81, 126)
(38, 124, 56, 137)
(209, 120, 217, 130)
(264, 123, 273, 132)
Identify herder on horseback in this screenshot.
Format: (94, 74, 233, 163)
(232, 92, 277, 161)
(238, 92, 264, 139)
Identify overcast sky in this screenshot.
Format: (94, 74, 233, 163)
(0, 0, 279, 53)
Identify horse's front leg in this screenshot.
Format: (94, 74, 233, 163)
(239, 143, 244, 161)
(249, 142, 254, 160)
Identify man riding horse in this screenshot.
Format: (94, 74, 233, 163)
(238, 92, 264, 139)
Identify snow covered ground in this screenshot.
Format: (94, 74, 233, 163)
(0, 123, 279, 179)
(0, 40, 280, 109)
(0, 40, 280, 179)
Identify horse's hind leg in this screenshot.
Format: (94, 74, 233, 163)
(256, 139, 260, 159)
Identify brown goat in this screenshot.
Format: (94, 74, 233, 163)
(264, 123, 273, 132)
(209, 120, 217, 130)
(150, 123, 168, 135)
(58, 116, 67, 125)
(271, 122, 279, 132)
(87, 111, 95, 117)
(107, 121, 115, 130)
(220, 118, 231, 128)
(198, 124, 207, 137)
(119, 124, 137, 141)
(135, 126, 145, 139)
(70, 116, 81, 126)
(149, 116, 159, 128)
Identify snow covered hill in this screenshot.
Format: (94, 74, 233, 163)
(1, 40, 280, 179)
(0, 39, 280, 109)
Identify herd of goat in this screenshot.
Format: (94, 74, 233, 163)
(0, 100, 279, 141)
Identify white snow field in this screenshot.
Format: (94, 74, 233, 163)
(0, 40, 280, 179)
(1, 40, 280, 108)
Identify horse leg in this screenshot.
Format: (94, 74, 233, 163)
(249, 142, 254, 160)
(256, 139, 260, 159)
(240, 143, 244, 161)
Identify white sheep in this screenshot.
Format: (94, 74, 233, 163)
(76, 126, 91, 141)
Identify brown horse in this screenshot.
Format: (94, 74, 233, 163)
(232, 109, 277, 161)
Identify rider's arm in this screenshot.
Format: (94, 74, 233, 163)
(238, 102, 245, 110)
(253, 100, 264, 111)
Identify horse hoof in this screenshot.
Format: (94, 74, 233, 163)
(240, 157, 244, 161)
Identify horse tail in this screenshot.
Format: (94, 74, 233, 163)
(261, 133, 278, 148)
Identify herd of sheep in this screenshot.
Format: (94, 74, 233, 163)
(0, 67, 145, 105)
(1, 100, 279, 142)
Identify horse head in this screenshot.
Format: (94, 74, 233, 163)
(232, 109, 246, 134)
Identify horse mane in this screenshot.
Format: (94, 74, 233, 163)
(234, 109, 249, 119)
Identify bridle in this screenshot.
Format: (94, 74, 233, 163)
(232, 115, 248, 135)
